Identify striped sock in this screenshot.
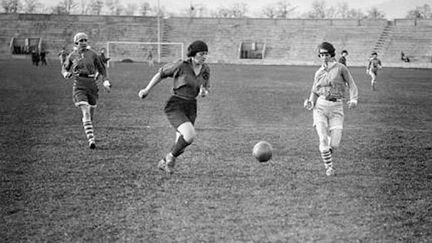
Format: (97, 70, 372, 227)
(321, 149, 333, 169)
(82, 120, 95, 144)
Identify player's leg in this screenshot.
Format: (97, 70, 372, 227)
(159, 122, 195, 174)
(74, 87, 97, 149)
(313, 99, 334, 176)
(90, 105, 95, 121)
(328, 105, 344, 150)
(370, 70, 377, 90)
(315, 122, 333, 173)
(159, 97, 197, 174)
(329, 128, 342, 150)
(79, 104, 96, 149)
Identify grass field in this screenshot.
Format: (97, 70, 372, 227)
(1, 59, 431, 242)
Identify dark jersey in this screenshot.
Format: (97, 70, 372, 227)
(63, 47, 108, 89)
(338, 56, 347, 66)
(159, 58, 210, 100)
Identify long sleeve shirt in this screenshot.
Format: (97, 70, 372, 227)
(311, 61, 358, 102)
(367, 58, 382, 71)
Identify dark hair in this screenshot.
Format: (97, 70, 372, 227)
(187, 40, 208, 57)
(341, 50, 348, 55)
(371, 52, 378, 55)
(317, 42, 336, 57)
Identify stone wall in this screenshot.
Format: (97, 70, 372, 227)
(0, 14, 431, 67)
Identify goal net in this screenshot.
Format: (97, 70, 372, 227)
(106, 41, 184, 64)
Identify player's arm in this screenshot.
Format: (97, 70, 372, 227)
(341, 66, 358, 109)
(199, 65, 210, 97)
(304, 73, 319, 110)
(61, 54, 73, 79)
(94, 52, 111, 91)
(138, 72, 163, 99)
(139, 61, 181, 99)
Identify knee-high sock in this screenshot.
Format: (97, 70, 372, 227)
(321, 149, 333, 168)
(82, 120, 95, 143)
(171, 135, 191, 157)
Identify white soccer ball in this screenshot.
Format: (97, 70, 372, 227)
(253, 141, 273, 162)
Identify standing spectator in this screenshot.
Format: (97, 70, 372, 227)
(147, 50, 154, 67)
(40, 50, 48, 66)
(366, 52, 382, 91)
(99, 48, 110, 65)
(31, 50, 40, 66)
(61, 32, 112, 149)
(138, 40, 210, 174)
(303, 42, 358, 176)
(400, 51, 410, 63)
(58, 47, 69, 65)
(338, 50, 348, 66)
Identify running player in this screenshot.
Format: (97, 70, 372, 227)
(366, 52, 382, 91)
(138, 40, 210, 174)
(304, 42, 358, 176)
(61, 32, 112, 149)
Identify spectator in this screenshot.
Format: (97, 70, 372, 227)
(31, 50, 40, 66)
(338, 50, 349, 66)
(40, 50, 48, 65)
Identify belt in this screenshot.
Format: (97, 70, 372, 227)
(78, 73, 96, 78)
(325, 97, 340, 102)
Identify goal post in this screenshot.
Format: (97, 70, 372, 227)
(106, 41, 184, 66)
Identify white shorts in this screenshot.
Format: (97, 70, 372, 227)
(313, 96, 344, 130)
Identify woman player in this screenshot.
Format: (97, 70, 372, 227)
(366, 52, 382, 91)
(62, 32, 112, 149)
(138, 40, 210, 174)
(304, 42, 358, 176)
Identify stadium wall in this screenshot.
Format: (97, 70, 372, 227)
(0, 13, 431, 68)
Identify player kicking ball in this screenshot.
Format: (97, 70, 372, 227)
(61, 32, 112, 149)
(138, 40, 210, 174)
(304, 42, 358, 176)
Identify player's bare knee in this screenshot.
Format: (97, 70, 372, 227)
(79, 104, 91, 121)
(330, 142, 340, 150)
(183, 130, 195, 143)
(319, 137, 328, 147)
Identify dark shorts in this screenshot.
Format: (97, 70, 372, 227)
(72, 77, 99, 106)
(73, 85, 98, 106)
(164, 95, 197, 129)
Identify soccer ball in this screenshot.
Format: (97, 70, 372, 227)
(252, 141, 272, 162)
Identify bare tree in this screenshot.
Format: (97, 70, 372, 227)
(1, 0, 21, 13)
(124, 2, 136, 15)
(211, 7, 229, 18)
(262, 4, 278, 18)
(52, 0, 78, 14)
(211, 3, 248, 18)
(308, 0, 327, 19)
(184, 3, 206, 17)
(22, 0, 41, 13)
(231, 2, 248, 18)
(262, 1, 297, 18)
(105, 0, 123, 15)
(366, 7, 385, 19)
(140, 2, 151, 16)
(335, 2, 349, 18)
(87, 0, 103, 15)
(276, 1, 296, 18)
(406, 4, 432, 19)
(347, 8, 365, 19)
(152, 5, 167, 17)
